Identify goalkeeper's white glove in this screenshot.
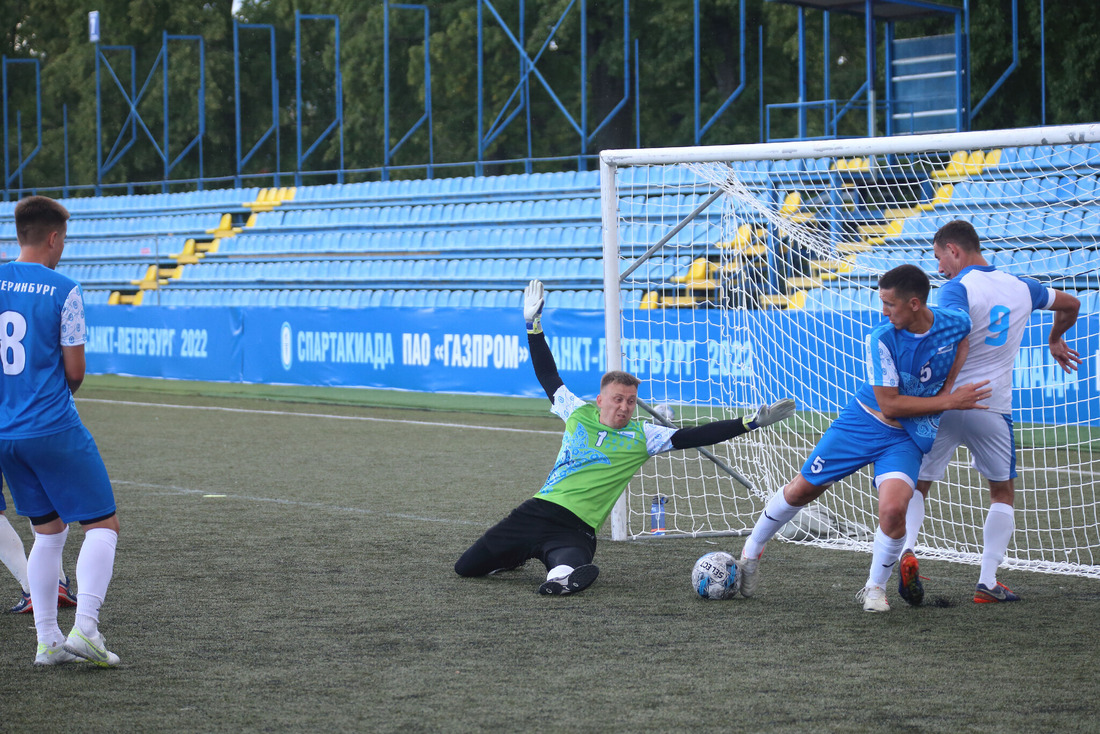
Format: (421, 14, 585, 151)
(744, 398, 796, 430)
(524, 279, 545, 334)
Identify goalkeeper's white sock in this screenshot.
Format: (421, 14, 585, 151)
(743, 491, 801, 559)
(546, 564, 573, 582)
(903, 491, 925, 553)
(0, 514, 29, 593)
(978, 503, 1014, 589)
(28, 527, 68, 643)
(74, 527, 118, 637)
(867, 526, 905, 588)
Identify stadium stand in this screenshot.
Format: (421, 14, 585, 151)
(0, 147, 1095, 313)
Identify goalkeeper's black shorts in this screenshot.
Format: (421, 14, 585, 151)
(454, 497, 597, 577)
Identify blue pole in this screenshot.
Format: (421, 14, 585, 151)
(798, 8, 806, 138)
(865, 0, 875, 136)
(1040, 0, 1046, 125)
(758, 25, 764, 143)
(2, 57, 8, 198)
(234, 20, 242, 188)
(476, 1, 484, 176)
(16, 110, 21, 194)
(383, 0, 391, 181)
(634, 38, 640, 148)
(295, 11, 302, 187)
(693, 0, 700, 144)
(162, 31, 169, 192)
(522, 0, 533, 173)
(578, 0, 586, 170)
(95, 45, 101, 195)
(63, 104, 69, 198)
(823, 12, 830, 137)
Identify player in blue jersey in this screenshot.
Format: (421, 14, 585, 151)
(899, 220, 1081, 605)
(455, 280, 795, 595)
(0, 196, 121, 666)
(736, 264, 993, 612)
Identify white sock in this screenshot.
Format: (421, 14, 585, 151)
(743, 491, 802, 559)
(903, 492, 925, 553)
(867, 526, 906, 588)
(74, 528, 118, 637)
(0, 514, 29, 593)
(546, 564, 573, 581)
(28, 527, 68, 643)
(979, 503, 1014, 589)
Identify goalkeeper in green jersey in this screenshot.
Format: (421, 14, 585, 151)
(454, 280, 795, 595)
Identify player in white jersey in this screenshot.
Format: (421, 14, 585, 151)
(0, 196, 122, 666)
(899, 220, 1081, 605)
(737, 265, 992, 612)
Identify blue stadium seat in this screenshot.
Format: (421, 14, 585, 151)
(1079, 291, 1099, 314)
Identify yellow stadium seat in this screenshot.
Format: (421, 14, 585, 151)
(672, 258, 720, 290)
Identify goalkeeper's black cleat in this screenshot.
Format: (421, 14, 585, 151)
(538, 564, 600, 595)
(897, 550, 924, 606)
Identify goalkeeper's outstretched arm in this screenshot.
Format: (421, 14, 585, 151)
(670, 399, 796, 450)
(524, 280, 563, 401)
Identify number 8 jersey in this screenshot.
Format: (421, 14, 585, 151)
(0, 262, 85, 438)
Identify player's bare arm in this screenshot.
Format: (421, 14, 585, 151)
(61, 344, 85, 394)
(873, 379, 991, 420)
(938, 335, 970, 395)
(1047, 290, 1082, 373)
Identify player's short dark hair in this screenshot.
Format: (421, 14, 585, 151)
(14, 195, 69, 246)
(600, 370, 640, 390)
(878, 264, 930, 304)
(934, 219, 981, 253)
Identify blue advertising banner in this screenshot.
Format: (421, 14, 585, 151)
(240, 307, 604, 397)
(84, 305, 1098, 426)
(85, 306, 243, 381)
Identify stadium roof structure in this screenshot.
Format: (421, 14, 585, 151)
(767, 0, 961, 21)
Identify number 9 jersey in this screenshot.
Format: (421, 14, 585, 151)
(0, 262, 85, 438)
(939, 264, 1055, 415)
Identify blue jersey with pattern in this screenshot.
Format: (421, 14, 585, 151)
(854, 306, 971, 453)
(0, 262, 86, 438)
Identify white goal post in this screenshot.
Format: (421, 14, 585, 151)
(601, 123, 1100, 579)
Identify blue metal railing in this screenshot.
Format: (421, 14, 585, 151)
(0, 2, 1039, 200)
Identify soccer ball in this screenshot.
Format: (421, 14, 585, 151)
(691, 551, 740, 600)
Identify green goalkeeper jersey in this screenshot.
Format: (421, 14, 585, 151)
(534, 386, 677, 531)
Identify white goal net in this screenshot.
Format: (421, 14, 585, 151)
(601, 124, 1100, 579)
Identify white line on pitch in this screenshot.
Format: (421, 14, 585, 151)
(948, 459, 1098, 480)
(113, 480, 484, 526)
(79, 397, 560, 436)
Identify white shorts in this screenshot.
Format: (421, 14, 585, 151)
(918, 410, 1016, 483)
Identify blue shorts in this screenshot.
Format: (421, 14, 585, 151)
(0, 425, 116, 523)
(801, 402, 922, 490)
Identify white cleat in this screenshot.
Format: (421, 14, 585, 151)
(856, 585, 891, 613)
(64, 628, 121, 667)
(738, 552, 760, 598)
(34, 640, 84, 666)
